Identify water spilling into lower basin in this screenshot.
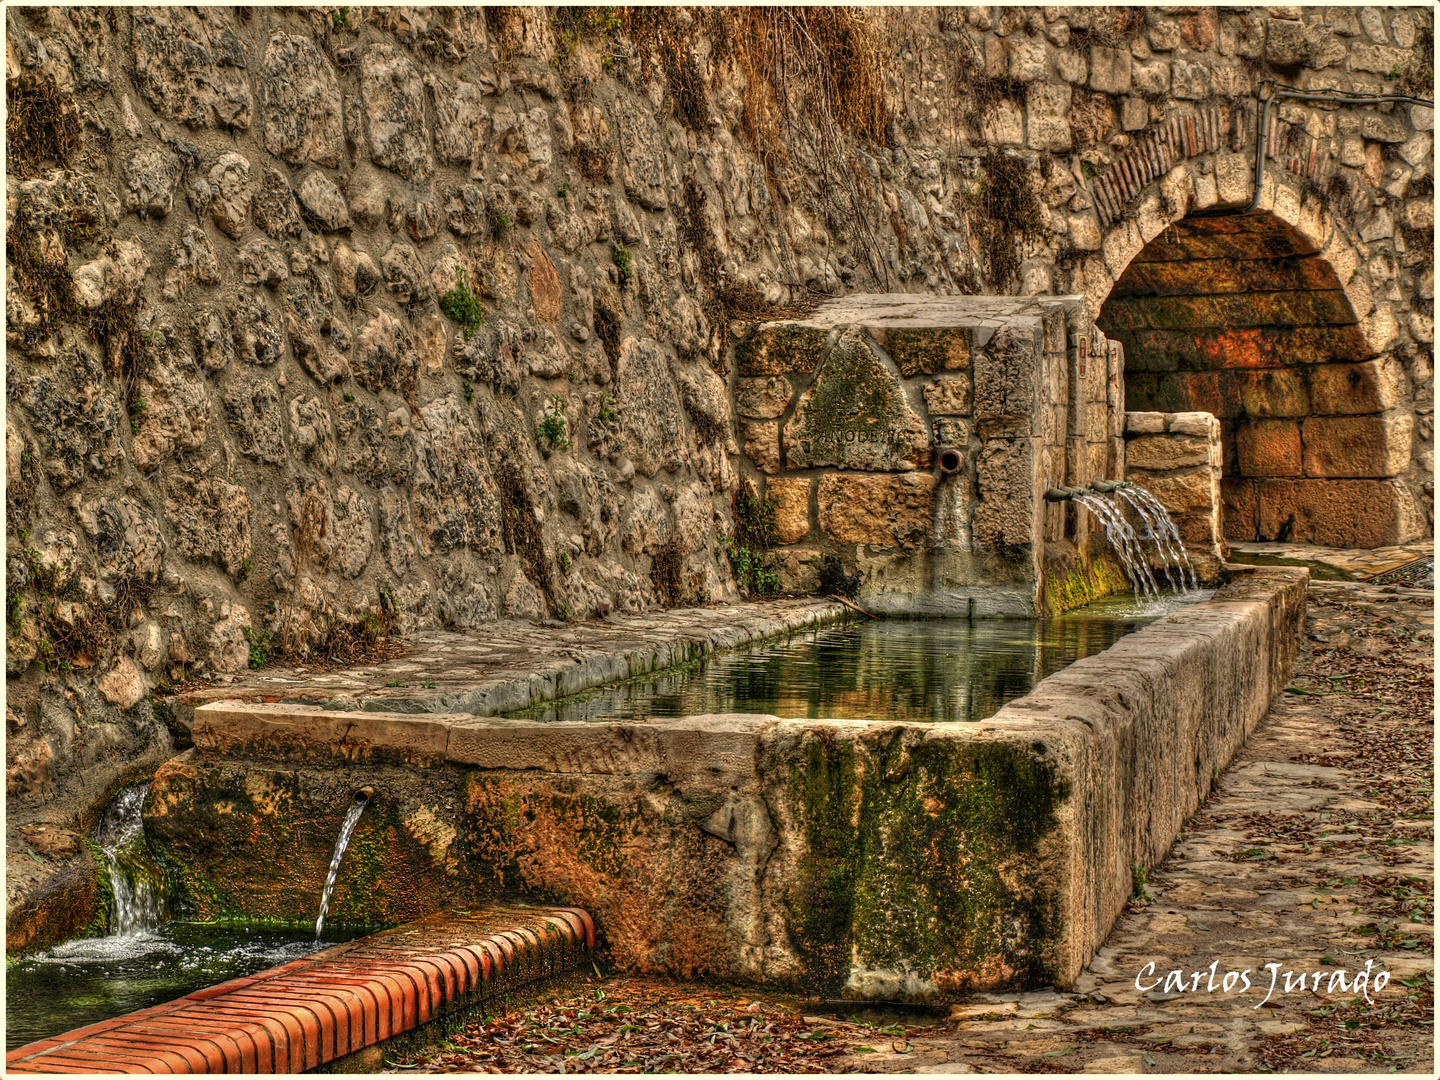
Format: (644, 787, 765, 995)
(315, 793, 369, 939)
(508, 592, 1211, 725)
(93, 783, 167, 935)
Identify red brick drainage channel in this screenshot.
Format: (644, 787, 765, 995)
(7, 906, 594, 1074)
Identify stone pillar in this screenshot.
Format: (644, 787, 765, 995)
(1123, 411, 1225, 583)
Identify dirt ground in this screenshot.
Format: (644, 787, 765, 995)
(394, 578, 1433, 1075)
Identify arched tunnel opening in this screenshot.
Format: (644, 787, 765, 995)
(1098, 212, 1420, 549)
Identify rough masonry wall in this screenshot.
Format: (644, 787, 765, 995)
(4, 7, 1433, 835)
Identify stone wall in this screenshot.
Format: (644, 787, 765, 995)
(4, 7, 1432, 838)
(1124, 410, 1226, 582)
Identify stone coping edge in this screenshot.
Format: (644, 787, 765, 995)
(175, 599, 849, 719)
(6, 906, 594, 1074)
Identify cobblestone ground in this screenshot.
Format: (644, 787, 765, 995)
(399, 579, 1432, 1075)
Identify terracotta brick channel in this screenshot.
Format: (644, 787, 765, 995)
(6, 906, 594, 1074)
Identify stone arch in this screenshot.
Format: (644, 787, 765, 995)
(1096, 207, 1420, 547)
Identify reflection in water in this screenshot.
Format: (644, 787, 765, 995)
(515, 592, 1212, 724)
(6, 923, 362, 1051)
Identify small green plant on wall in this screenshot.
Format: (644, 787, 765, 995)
(440, 267, 486, 340)
(612, 245, 633, 286)
(536, 395, 571, 452)
(726, 488, 781, 597)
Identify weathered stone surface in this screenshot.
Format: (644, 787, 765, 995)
(766, 477, 811, 544)
(784, 330, 930, 471)
(97, 657, 146, 709)
(922, 376, 973, 416)
(526, 241, 563, 324)
(259, 33, 343, 167)
(131, 355, 211, 470)
(433, 78, 490, 173)
(231, 291, 284, 366)
(736, 377, 793, 420)
(876, 328, 971, 376)
(238, 237, 289, 287)
(973, 438, 1037, 547)
(1306, 358, 1407, 415)
(1124, 434, 1210, 471)
(1124, 411, 1166, 435)
(76, 496, 164, 584)
(736, 324, 828, 377)
(616, 337, 685, 477)
(165, 475, 252, 577)
(382, 242, 430, 304)
(251, 167, 305, 238)
(122, 146, 182, 218)
(132, 7, 251, 130)
(1301, 412, 1414, 478)
(742, 420, 781, 475)
(223, 375, 286, 464)
(616, 106, 668, 209)
(353, 309, 420, 393)
(1235, 419, 1302, 477)
(297, 171, 351, 232)
(360, 45, 433, 180)
(974, 325, 1040, 436)
(206, 152, 252, 237)
(817, 473, 938, 548)
(71, 239, 150, 309)
(161, 225, 219, 301)
(1255, 478, 1423, 547)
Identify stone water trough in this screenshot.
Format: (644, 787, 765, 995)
(146, 566, 1306, 1001)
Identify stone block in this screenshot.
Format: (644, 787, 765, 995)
(766, 477, 812, 544)
(1301, 412, 1414, 478)
(1214, 152, 1252, 205)
(1131, 470, 1215, 514)
(736, 323, 828, 377)
(922, 376, 973, 416)
(1126, 434, 1211, 471)
(1089, 46, 1132, 94)
(1166, 412, 1217, 438)
(1306, 359, 1408, 416)
(974, 325, 1041, 435)
(1026, 82, 1073, 152)
(1221, 478, 1260, 540)
(1125, 411, 1166, 435)
(974, 438, 1038, 547)
(1256, 478, 1422, 547)
(1265, 19, 1308, 66)
(875, 327, 970, 376)
(784, 329, 930, 471)
(1233, 369, 1311, 418)
(742, 420, 781, 475)
(817, 473, 939, 549)
(933, 417, 971, 447)
(772, 547, 823, 594)
(736, 376, 793, 420)
(1234, 420, 1302, 477)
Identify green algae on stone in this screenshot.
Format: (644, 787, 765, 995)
(781, 727, 1065, 997)
(875, 326, 971, 376)
(1042, 550, 1131, 615)
(735, 323, 829, 377)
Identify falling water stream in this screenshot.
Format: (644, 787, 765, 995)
(314, 792, 370, 939)
(1075, 492, 1161, 600)
(93, 783, 167, 935)
(1072, 484, 1197, 598)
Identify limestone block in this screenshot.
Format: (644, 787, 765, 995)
(98, 657, 147, 709)
(874, 327, 971, 376)
(934, 418, 971, 448)
(1006, 35, 1048, 82)
(981, 98, 1025, 146)
(1214, 152, 1252, 205)
(259, 33, 344, 167)
(298, 172, 352, 232)
(974, 325, 1041, 437)
(1170, 59, 1211, 100)
(434, 78, 491, 172)
(922, 376, 973, 416)
(1132, 58, 1170, 95)
(818, 473, 938, 548)
(1233, 369, 1310, 418)
(132, 7, 252, 130)
(526, 241, 563, 324)
(1235, 420, 1303, 477)
(1026, 82, 1073, 152)
(766, 477, 812, 544)
(1265, 19, 1307, 66)
(206, 152, 252, 238)
(1307, 358, 1408, 416)
(1256, 478, 1422, 547)
(742, 421, 781, 475)
(122, 146, 182, 218)
(1125, 411, 1166, 435)
(1126, 434, 1210, 471)
(733, 377, 788, 420)
(1130, 469, 1215, 514)
(974, 437, 1038, 547)
(784, 330, 930, 472)
(1089, 46, 1131, 94)
(1302, 412, 1414, 478)
(1166, 412, 1218, 438)
(772, 548, 823, 594)
(735, 324, 828, 377)
(360, 45, 433, 180)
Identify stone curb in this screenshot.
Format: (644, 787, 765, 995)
(5, 906, 593, 1074)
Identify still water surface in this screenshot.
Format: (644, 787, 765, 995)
(512, 592, 1209, 724)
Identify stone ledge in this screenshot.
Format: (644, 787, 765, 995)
(5, 906, 593, 1074)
